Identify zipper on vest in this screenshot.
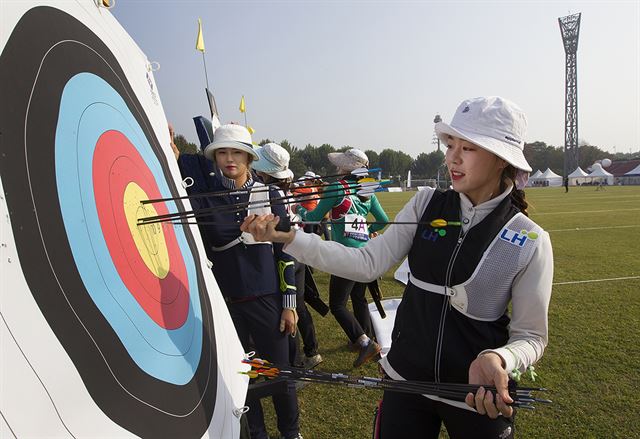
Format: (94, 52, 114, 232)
(434, 225, 467, 383)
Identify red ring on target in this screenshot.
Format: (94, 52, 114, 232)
(93, 130, 189, 329)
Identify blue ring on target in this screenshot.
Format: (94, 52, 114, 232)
(55, 72, 202, 385)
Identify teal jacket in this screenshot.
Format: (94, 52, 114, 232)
(297, 179, 389, 248)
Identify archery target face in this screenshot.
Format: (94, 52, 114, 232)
(56, 72, 201, 384)
(0, 5, 239, 438)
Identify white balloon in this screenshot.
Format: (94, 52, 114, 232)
(602, 158, 612, 168)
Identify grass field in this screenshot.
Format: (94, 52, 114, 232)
(264, 186, 640, 438)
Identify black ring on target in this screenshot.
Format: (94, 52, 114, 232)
(0, 7, 217, 437)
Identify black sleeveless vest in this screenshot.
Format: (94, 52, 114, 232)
(387, 190, 520, 384)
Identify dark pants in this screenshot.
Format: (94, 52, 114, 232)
(289, 261, 319, 363)
(227, 294, 300, 439)
(329, 274, 373, 343)
(379, 390, 515, 439)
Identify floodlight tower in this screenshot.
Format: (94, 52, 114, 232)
(433, 114, 442, 187)
(559, 12, 581, 179)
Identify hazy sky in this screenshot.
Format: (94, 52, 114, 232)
(113, 1, 640, 157)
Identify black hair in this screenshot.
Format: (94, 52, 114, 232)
(502, 165, 529, 216)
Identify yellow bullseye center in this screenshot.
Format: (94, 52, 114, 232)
(123, 182, 170, 278)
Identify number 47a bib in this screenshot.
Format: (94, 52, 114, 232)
(343, 214, 369, 242)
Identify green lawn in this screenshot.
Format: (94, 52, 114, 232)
(264, 186, 640, 438)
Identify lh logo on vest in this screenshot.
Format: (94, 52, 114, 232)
(500, 228, 538, 247)
(421, 219, 462, 242)
(422, 227, 447, 242)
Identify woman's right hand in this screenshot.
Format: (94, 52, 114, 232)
(240, 214, 296, 244)
(464, 352, 513, 419)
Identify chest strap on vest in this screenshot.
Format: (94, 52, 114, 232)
(211, 235, 246, 252)
(210, 182, 272, 252)
(408, 273, 456, 296)
(211, 237, 241, 252)
(408, 212, 542, 321)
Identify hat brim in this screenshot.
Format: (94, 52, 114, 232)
(253, 163, 293, 180)
(328, 152, 367, 172)
(434, 122, 532, 172)
(204, 140, 259, 161)
(301, 172, 319, 181)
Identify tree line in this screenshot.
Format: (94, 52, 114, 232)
(173, 133, 637, 182)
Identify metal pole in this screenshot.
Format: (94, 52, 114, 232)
(434, 114, 442, 188)
(201, 52, 210, 90)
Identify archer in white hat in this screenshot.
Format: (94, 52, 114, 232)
(252, 142, 294, 182)
(299, 170, 320, 183)
(252, 142, 324, 370)
(303, 170, 317, 179)
(241, 96, 553, 437)
(171, 124, 302, 439)
(294, 148, 389, 368)
(204, 123, 259, 161)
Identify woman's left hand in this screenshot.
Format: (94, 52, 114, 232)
(280, 308, 298, 336)
(464, 352, 514, 419)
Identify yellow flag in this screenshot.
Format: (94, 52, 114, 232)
(247, 125, 255, 135)
(196, 18, 205, 53)
(239, 95, 246, 113)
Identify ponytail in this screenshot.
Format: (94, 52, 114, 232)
(510, 188, 529, 217)
(502, 166, 529, 216)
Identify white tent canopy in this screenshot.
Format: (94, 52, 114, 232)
(568, 167, 589, 186)
(532, 168, 563, 187)
(620, 163, 640, 185)
(568, 167, 588, 178)
(540, 168, 562, 179)
(624, 164, 640, 176)
(527, 170, 542, 187)
(587, 163, 614, 185)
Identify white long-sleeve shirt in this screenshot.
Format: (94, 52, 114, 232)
(284, 186, 553, 375)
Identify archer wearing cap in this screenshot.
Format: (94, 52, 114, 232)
(241, 97, 553, 439)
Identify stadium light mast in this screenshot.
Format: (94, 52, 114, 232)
(433, 114, 442, 188)
(559, 12, 581, 181)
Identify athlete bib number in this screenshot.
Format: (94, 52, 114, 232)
(344, 214, 369, 242)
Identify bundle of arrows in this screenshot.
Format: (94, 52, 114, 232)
(240, 358, 551, 410)
(137, 176, 390, 226)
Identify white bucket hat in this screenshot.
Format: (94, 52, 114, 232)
(251, 143, 292, 179)
(300, 170, 318, 181)
(328, 148, 369, 172)
(204, 124, 258, 161)
(435, 96, 532, 172)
